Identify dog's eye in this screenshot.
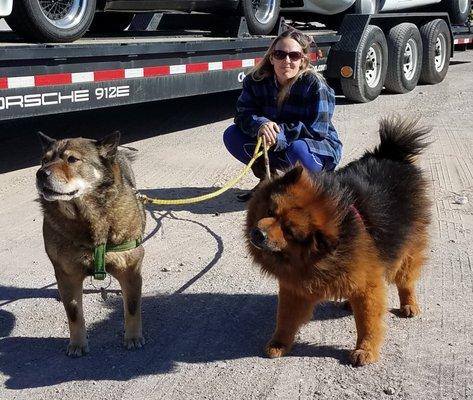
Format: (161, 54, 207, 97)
(267, 209, 275, 217)
(282, 225, 294, 238)
(67, 156, 79, 163)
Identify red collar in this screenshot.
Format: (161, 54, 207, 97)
(349, 204, 364, 224)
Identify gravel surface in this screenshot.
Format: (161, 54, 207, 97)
(1, 51, 472, 400)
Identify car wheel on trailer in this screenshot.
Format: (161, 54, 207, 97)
(440, 0, 470, 25)
(385, 23, 423, 94)
(340, 25, 388, 103)
(6, 0, 96, 42)
(240, 0, 280, 35)
(88, 12, 135, 33)
(419, 18, 451, 84)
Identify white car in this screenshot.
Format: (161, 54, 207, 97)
(0, 0, 470, 42)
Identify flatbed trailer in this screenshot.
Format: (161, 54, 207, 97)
(0, 11, 471, 121)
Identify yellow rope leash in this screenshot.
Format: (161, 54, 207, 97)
(138, 136, 265, 206)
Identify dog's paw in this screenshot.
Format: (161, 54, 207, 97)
(400, 304, 421, 317)
(265, 340, 290, 358)
(124, 336, 145, 350)
(66, 342, 89, 357)
(350, 349, 378, 366)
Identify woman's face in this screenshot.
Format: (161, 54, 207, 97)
(270, 38, 304, 86)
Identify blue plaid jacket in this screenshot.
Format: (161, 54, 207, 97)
(234, 72, 342, 165)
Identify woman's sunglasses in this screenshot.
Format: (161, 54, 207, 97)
(272, 50, 304, 61)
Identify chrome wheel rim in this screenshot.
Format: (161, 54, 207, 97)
(252, 0, 277, 24)
(434, 33, 447, 72)
(39, 0, 88, 29)
(365, 43, 382, 88)
(403, 38, 418, 81)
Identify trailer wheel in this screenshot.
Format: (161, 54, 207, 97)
(385, 23, 422, 94)
(89, 12, 134, 33)
(240, 0, 280, 35)
(6, 0, 96, 42)
(440, 0, 470, 25)
(340, 25, 388, 103)
(419, 19, 451, 84)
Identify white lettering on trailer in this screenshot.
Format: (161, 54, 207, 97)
(75, 90, 90, 102)
(238, 72, 246, 83)
(0, 86, 128, 111)
(95, 86, 130, 100)
(24, 94, 42, 107)
(42, 93, 59, 106)
(0, 96, 23, 109)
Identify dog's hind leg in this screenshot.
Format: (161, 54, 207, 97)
(265, 284, 319, 358)
(394, 237, 427, 317)
(54, 265, 89, 357)
(112, 257, 145, 350)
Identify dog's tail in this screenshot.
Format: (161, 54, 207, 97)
(370, 116, 431, 163)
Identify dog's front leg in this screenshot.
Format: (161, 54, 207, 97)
(266, 284, 318, 358)
(112, 255, 145, 350)
(349, 278, 386, 366)
(54, 265, 88, 357)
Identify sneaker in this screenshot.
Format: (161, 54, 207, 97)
(236, 180, 263, 202)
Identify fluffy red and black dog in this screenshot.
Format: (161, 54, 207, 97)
(246, 117, 431, 366)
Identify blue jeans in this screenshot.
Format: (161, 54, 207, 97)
(223, 124, 334, 173)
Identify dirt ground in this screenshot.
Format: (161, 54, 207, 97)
(0, 50, 472, 400)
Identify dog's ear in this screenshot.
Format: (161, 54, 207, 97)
(311, 230, 338, 259)
(37, 131, 56, 151)
(273, 165, 303, 192)
(97, 131, 120, 159)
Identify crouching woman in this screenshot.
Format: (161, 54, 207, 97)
(223, 29, 343, 201)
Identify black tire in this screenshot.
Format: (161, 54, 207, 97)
(5, 0, 96, 42)
(89, 12, 134, 33)
(352, 0, 379, 14)
(440, 0, 470, 25)
(385, 23, 423, 94)
(340, 25, 388, 103)
(240, 0, 280, 35)
(419, 19, 451, 84)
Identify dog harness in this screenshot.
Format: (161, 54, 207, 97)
(93, 238, 142, 280)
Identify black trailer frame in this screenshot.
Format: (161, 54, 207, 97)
(0, 17, 338, 121)
(0, 11, 472, 121)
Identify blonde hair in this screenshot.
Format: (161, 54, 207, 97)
(250, 29, 324, 108)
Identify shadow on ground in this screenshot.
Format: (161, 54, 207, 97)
(0, 289, 352, 389)
(0, 91, 240, 173)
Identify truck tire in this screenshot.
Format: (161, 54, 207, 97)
(419, 19, 451, 84)
(440, 0, 469, 25)
(89, 12, 134, 33)
(240, 0, 280, 35)
(5, 0, 96, 42)
(340, 25, 388, 103)
(385, 23, 422, 94)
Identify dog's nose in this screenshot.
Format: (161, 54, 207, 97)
(250, 227, 267, 246)
(36, 168, 51, 181)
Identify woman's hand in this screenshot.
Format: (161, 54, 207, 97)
(258, 122, 280, 147)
